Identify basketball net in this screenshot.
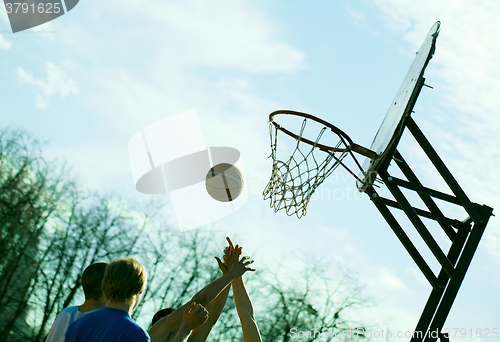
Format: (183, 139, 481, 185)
(263, 118, 352, 218)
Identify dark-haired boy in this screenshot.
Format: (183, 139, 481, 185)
(45, 262, 108, 342)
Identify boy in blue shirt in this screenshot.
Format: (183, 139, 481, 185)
(65, 258, 150, 342)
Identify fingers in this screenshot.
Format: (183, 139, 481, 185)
(199, 308, 209, 324)
(187, 303, 208, 317)
(225, 237, 244, 258)
(239, 256, 255, 270)
(226, 237, 241, 256)
(232, 246, 242, 258)
(215, 256, 229, 274)
(224, 238, 257, 274)
(240, 256, 254, 264)
(192, 304, 209, 323)
(214, 256, 223, 268)
(185, 301, 197, 313)
(230, 245, 240, 259)
(190, 304, 200, 314)
(185, 303, 209, 329)
(226, 236, 234, 249)
(191, 303, 203, 314)
(244, 261, 255, 270)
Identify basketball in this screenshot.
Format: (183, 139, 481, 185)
(205, 163, 244, 202)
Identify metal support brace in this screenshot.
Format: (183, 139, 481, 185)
(422, 204, 492, 342)
(365, 116, 493, 342)
(380, 170, 455, 277)
(405, 116, 483, 223)
(365, 186, 442, 291)
(392, 150, 457, 240)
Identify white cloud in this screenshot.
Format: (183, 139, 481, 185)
(348, 9, 368, 27)
(22, 0, 306, 198)
(77, 0, 306, 73)
(17, 61, 79, 109)
(374, 1, 500, 126)
(167, 0, 304, 72)
(378, 267, 406, 290)
(0, 5, 9, 26)
(0, 34, 12, 50)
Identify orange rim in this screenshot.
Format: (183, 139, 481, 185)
(269, 110, 354, 152)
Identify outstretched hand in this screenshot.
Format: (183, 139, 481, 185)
(224, 237, 242, 266)
(215, 237, 240, 274)
(228, 255, 255, 278)
(181, 302, 209, 330)
(215, 237, 254, 277)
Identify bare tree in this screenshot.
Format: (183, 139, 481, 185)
(258, 265, 368, 342)
(208, 257, 371, 342)
(0, 129, 73, 341)
(132, 229, 223, 329)
(0, 129, 163, 341)
(25, 194, 156, 342)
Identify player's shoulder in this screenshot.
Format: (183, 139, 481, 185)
(52, 305, 79, 323)
(130, 331, 150, 342)
(45, 306, 80, 342)
(123, 318, 150, 341)
(67, 307, 102, 328)
(59, 306, 79, 315)
(65, 308, 108, 341)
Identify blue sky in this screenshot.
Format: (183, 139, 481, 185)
(1, 1, 499, 341)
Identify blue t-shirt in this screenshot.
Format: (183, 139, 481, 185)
(65, 307, 150, 342)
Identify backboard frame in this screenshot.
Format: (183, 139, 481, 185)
(358, 21, 441, 192)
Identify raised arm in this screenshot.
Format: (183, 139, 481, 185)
(225, 238, 262, 342)
(190, 255, 253, 307)
(149, 246, 254, 342)
(187, 252, 234, 342)
(233, 277, 262, 342)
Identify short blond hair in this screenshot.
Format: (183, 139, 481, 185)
(102, 258, 147, 305)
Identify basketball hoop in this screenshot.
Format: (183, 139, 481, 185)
(263, 110, 376, 218)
